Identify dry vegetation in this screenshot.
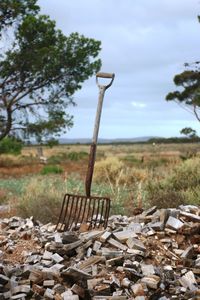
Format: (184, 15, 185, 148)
(0, 143, 200, 222)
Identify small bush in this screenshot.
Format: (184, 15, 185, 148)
(47, 155, 62, 165)
(94, 157, 148, 186)
(0, 137, 23, 155)
(94, 157, 124, 184)
(17, 176, 65, 223)
(0, 189, 8, 205)
(40, 165, 63, 175)
(67, 151, 88, 161)
(146, 157, 200, 208)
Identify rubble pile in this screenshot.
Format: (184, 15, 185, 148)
(0, 205, 200, 299)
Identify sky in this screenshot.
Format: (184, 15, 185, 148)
(38, 0, 200, 139)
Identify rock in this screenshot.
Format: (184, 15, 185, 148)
(179, 271, 198, 291)
(166, 216, 184, 231)
(44, 288, 54, 299)
(62, 267, 93, 280)
(0, 205, 200, 299)
(141, 264, 155, 276)
(107, 238, 127, 251)
(126, 237, 146, 251)
(141, 275, 160, 289)
(51, 253, 64, 263)
(100, 231, 112, 243)
(71, 284, 85, 298)
(0, 275, 9, 285)
(113, 230, 137, 242)
(181, 246, 194, 259)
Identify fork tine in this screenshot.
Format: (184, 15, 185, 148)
(98, 199, 104, 228)
(56, 194, 110, 231)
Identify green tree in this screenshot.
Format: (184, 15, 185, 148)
(0, 1, 101, 142)
(180, 127, 197, 138)
(0, 0, 39, 33)
(166, 61, 200, 123)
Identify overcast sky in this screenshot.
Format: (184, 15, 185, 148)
(38, 0, 200, 139)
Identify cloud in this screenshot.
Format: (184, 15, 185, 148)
(37, 0, 200, 138)
(131, 101, 146, 108)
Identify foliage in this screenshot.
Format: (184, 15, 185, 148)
(180, 127, 199, 142)
(48, 151, 88, 164)
(40, 165, 63, 175)
(17, 176, 65, 223)
(0, 0, 39, 33)
(16, 174, 131, 222)
(46, 139, 59, 148)
(180, 127, 197, 137)
(147, 157, 200, 208)
(0, 0, 101, 142)
(67, 151, 88, 161)
(0, 137, 23, 155)
(166, 59, 200, 123)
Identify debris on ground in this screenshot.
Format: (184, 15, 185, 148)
(0, 204, 200, 299)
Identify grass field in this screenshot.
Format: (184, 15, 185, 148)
(0, 143, 199, 222)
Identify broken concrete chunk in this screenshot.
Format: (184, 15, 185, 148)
(93, 241, 102, 252)
(10, 293, 27, 299)
(0, 274, 9, 285)
(179, 271, 198, 291)
(62, 267, 92, 280)
(107, 238, 127, 251)
(131, 283, 145, 296)
(121, 277, 130, 288)
(44, 288, 54, 299)
(43, 280, 55, 287)
(141, 264, 155, 276)
(126, 237, 146, 251)
(113, 230, 137, 242)
(79, 255, 105, 270)
(51, 253, 64, 263)
(87, 278, 103, 290)
(148, 221, 164, 231)
(71, 284, 85, 298)
(141, 275, 160, 289)
(181, 246, 194, 259)
(166, 216, 184, 231)
(180, 211, 200, 222)
(100, 231, 112, 242)
(62, 295, 79, 300)
(0, 205, 200, 299)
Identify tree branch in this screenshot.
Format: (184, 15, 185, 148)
(193, 105, 200, 122)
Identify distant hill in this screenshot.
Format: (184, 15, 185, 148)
(59, 136, 158, 144)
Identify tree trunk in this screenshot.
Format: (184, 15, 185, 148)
(0, 107, 12, 141)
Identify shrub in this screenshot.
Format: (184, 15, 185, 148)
(47, 155, 62, 165)
(0, 137, 23, 155)
(40, 165, 63, 175)
(93, 157, 124, 184)
(94, 157, 148, 186)
(67, 151, 88, 161)
(146, 157, 200, 208)
(17, 176, 65, 223)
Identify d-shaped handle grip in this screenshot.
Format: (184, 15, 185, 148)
(96, 72, 115, 89)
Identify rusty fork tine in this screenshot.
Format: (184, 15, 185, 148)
(88, 199, 96, 229)
(85, 198, 92, 224)
(80, 197, 88, 224)
(73, 196, 83, 229)
(98, 199, 104, 228)
(64, 195, 74, 231)
(69, 196, 79, 230)
(104, 199, 110, 228)
(62, 194, 71, 231)
(93, 198, 101, 228)
(55, 194, 65, 231)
